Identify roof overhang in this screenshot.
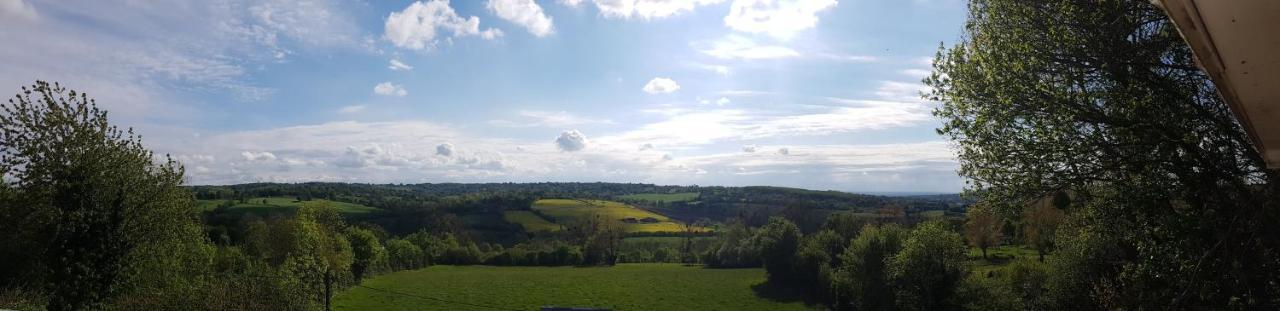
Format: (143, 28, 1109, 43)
(1156, 0, 1280, 169)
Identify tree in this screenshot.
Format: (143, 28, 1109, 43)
(347, 227, 387, 281)
(833, 224, 908, 311)
(890, 221, 968, 311)
(757, 217, 802, 284)
(929, 0, 1280, 308)
(385, 239, 424, 270)
(281, 201, 353, 310)
(964, 204, 1002, 259)
(1022, 197, 1064, 262)
(0, 81, 212, 309)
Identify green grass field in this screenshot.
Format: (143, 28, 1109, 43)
(969, 245, 1044, 276)
(334, 264, 809, 311)
(617, 192, 700, 203)
(531, 199, 691, 233)
(196, 197, 379, 215)
(503, 210, 562, 232)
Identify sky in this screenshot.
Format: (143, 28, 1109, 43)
(0, 0, 969, 193)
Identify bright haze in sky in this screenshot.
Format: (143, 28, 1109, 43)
(0, 0, 967, 193)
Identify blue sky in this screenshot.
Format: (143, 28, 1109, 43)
(0, 0, 968, 193)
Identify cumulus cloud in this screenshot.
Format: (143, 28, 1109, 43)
(337, 105, 366, 114)
(389, 59, 414, 71)
(589, 0, 726, 19)
(776, 147, 790, 155)
(742, 145, 758, 153)
(374, 82, 408, 96)
(724, 0, 838, 39)
(436, 143, 455, 156)
(639, 143, 654, 151)
(699, 35, 800, 60)
(559, 0, 585, 6)
(556, 130, 588, 152)
(642, 77, 681, 94)
(662, 154, 673, 161)
(384, 0, 503, 50)
(241, 151, 278, 161)
(487, 0, 555, 37)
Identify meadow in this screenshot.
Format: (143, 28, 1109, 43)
(333, 264, 810, 311)
(617, 192, 700, 203)
(195, 196, 379, 215)
(531, 199, 689, 233)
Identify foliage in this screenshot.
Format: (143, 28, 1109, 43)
(1022, 197, 1064, 262)
(890, 221, 969, 311)
(832, 224, 908, 311)
(348, 227, 388, 281)
(703, 221, 762, 268)
(964, 204, 1003, 259)
(929, 0, 1280, 307)
(756, 217, 803, 285)
(0, 81, 212, 309)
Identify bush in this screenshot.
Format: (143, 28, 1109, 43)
(890, 221, 968, 311)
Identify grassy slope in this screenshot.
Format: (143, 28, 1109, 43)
(502, 210, 561, 232)
(334, 264, 809, 311)
(617, 192, 699, 203)
(532, 199, 687, 233)
(196, 197, 379, 215)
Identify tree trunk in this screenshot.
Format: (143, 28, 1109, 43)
(324, 272, 332, 311)
(981, 247, 988, 260)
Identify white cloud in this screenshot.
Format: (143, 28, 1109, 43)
(241, 151, 278, 161)
(487, 0, 555, 37)
(556, 130, 589, 152)
(384, 0, 503, 50)
(662, 154, 674, 161)
(1, 0, 37, 21)
(639, 143, 654, 151)
(874, 81, 928, 102)
(337, 105, 366, 114)
(559, 0, 586, 7)
(374, 82, 408, 97)
(742, 145, 758, 153)
(642, 77, 681, 94)
(716, 97, 731, 106)
(776, 147, 790, 155)
(816, 53, 877, 63)
(590, 0, 726, 19)
(436, 143, 455, 156)
(489, 110, 616, 128)
(724, 0, 838, 39)
(389, 59, 414, 71)
(900, 68, 931, 77)
(699, 35, 800, 60)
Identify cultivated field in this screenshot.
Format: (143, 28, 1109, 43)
(502, 210, 562, 232)
(617, 192, 700, 203)
(195, 197, 379, 215)
(531, 199, 688, 233)
(333, 264, 809, 311)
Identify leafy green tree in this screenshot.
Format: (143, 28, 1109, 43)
(0, 81, 212, 309)
(928, 0, 1280, 308)
(832, 224, 907, 311)
(280, 201, 353, 310)
(385, 239, 424, 270)
(757, 217, 802, 284)
(890, 221, 968, 311)
(794, 230, 844, 303)
(347, 227, 387, 281)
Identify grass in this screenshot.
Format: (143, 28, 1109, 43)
(503, 211, 561, 232)
(531, 199, 693, 233)
(969, 245, 1044, 276)
(334, 264, 809, 311)
(195, 197, 379, 215)
(617, 192, 700, 203)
